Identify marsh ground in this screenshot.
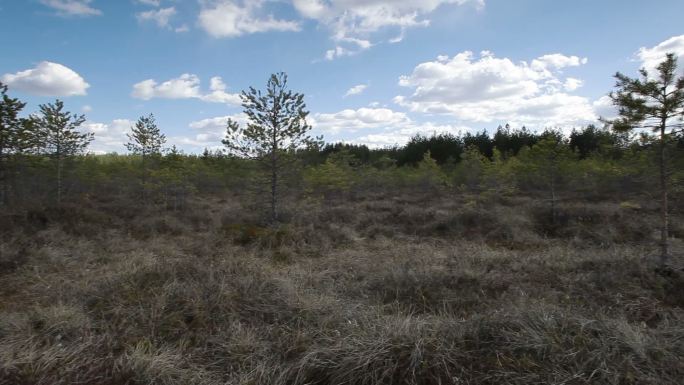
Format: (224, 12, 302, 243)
(1, 192, 683, 384)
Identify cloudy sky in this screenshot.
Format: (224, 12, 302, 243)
(2, 0, 684, 153)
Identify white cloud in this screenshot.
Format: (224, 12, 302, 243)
(184, 107, 469, 150)
(293, 0, 483, 59)
(531, 54, 587, 72)
(132, 74, 201, 100)
(637, 35, 684, 76)
(352, 121, 467, 148)
(81, 105, 93, 113)
(311, 107, 410, 133)
(325, 46, 351, 60)
(84, 119, 134, 154)
(199, 76, 242, 104)
(189, 113, 247, 142)
(137, 7, 176, 28)
(309, 106, 473, 147)
(137, 0, 160, 6)
(344, 84, 367, 97)
(165, 113, 249, 151)
(175, 24, 190, 33)
(132, 74, 242, 104)
(1, 61, 90, 96)
(198, 0, 300, 38)
(592, 95, 618, 121)
(563, 77, 582, 91)
(394, 50, 596, 128)
(40, 0, 102, 16)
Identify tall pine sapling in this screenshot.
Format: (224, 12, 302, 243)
(607, 53, 684, 267)
(125, 113, 166, 200)
(0, 82, 26, 206)
(34, 100, 93, 205)
(223, 72, 321, 222)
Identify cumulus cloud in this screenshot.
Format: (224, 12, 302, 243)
(164, 113, 250, 152)
(531, 53, 587, 72)
(183, 107, 469, 149)
(312, 106, 471, 147)
(137, 7, 176, 28)
(132, 74, 201, 100)
(198, 0, 300, 38)
(175, 24, 190, 33)
(344, 84, 367, 97)
(311, 107, 410, 133)
(637, 35, 684, 75)
(137, 0, 161, 6)
(40, 0, 102, 16)
(1, 61, 90, 96)
(131, 74, 241, 104)
(592, 95, 618, 121)
(188, 113, 248, 143)
(394, 50, 596, 128)
(351, 121, 468, 148)
(200, 77, 242, 104)
(84, 119, 134, 154)
(308, 106, 476, 148)
(563, 77, 583, 91)
(293, 0, 483, 59)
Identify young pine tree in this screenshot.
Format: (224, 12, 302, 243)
(517, 136, 575, 226)
(223, 72, 321, 223)
(34, 100, 93, 205)
(0, 82, 26, 206)
(125, 113, 166, 199)
(608, 53, 684, 266)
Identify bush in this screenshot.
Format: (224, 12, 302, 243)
(532, 202, 653, 244)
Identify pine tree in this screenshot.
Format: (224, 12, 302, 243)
(34, 100, 93, 205)
(125, 113, 166, 199)
(0, 82, 30, 206)
(608, 53, 684, 266)
(223, 72, 321, 222)
(517, 136, 575, 226)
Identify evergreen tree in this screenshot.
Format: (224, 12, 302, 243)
(493, 124, 539, 157)
(156, 145, 192, 210)
(463, 130, 494, 159)
(34, 100, 93, 205)
(0, 82, 26, 206)
(458, 145, 489, 191)
(569, 124, 627, 159)
(415, 150, 449, 190)
(608, 53, 684, 266)
(125, 113, 166, 199)
(304, 150, 358, 199)
(223, 72, 321, 222)
(398, 133, 463, 166)
(517, 136, 575, 225)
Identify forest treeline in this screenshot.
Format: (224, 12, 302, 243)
(0, 80, 680, 210)
(1, 55, 684, 263)
(0, 82, 678, 212)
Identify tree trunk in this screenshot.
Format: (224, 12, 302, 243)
(270, 115, 278, 223)
(0, 148, 5, 207)
(659, 122, 669, 267)
(141, 153, 147, 202)
(271, 149, 277, 223)
(550, 173, 556, 226)
(57, 154, 63, 206)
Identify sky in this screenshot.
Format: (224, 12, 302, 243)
(1, 0, 684, 154)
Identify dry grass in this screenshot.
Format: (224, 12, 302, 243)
(0, 192, 682, 384)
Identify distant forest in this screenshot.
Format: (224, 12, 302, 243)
(1, 56, 683, 261)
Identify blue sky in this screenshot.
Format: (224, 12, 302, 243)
(1, 0, 684, 153)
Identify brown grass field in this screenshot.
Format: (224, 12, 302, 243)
(1, 192, 683, 384)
